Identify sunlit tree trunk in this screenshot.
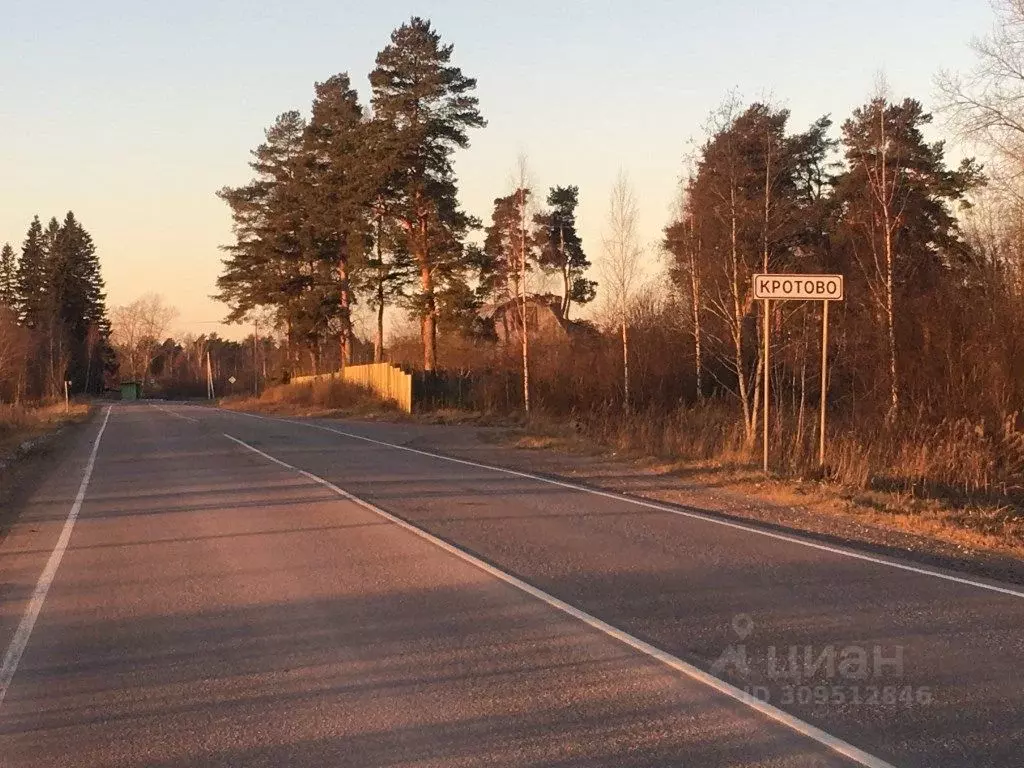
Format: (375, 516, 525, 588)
(519, 185, 530, 414)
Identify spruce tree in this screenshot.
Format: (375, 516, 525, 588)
(15, 216, 48, 329)
(0, 243, 15, 308)
(53, 212, 110, 392)
(370, 17, 486, 370)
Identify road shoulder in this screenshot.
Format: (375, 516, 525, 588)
(0, 404, 97, 540)
(287, 415, 1024, 588)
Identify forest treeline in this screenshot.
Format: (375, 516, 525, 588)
(0, 213, 113, 401)
(216, 12, 1024, 500)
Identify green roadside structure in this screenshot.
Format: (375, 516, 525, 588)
(120, 382, 142, 401)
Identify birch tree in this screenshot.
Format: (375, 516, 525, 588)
(938, 0, 1024, 200)
(602, 171, 643, 407)
(674, 100, 833, 442)
(831, 95, 981, 418)
(110, 294, 178, 387)
(480, 158, 539, 411)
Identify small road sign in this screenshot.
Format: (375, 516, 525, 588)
(752, 273, 846, 473)
(228, 376, 237, 385)
(753, 273, 843, 301)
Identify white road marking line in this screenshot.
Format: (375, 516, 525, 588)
(220, 408, 1024, 601)
(0, 405, 112, 710)
(148, 404, 199, 423)
(222, 430, 895, 768)
(222, 434, 295, 470)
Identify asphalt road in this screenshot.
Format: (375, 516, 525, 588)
(0, 403, 1021, 767)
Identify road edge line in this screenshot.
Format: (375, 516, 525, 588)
(216, 408, 1024, 601)
(0, 404, 113, 709)
(222, 430, 896, 768)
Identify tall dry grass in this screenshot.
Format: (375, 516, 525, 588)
(0, 402, 91, 451)
(222, 377, 401, 417)
(550, 401, 1024, 507)
(828, 414, 1024, 502)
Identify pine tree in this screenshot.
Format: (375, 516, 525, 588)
(831, 96, 982, 417)
(304, 73, 375, 367)
(0, 243, 15, 308)
(370, 17, 486, 370)
(480, 189, 537, 309)
(534, 186, 595, 319)
(217, 111, 335, 371)
(676, 101, 834, 440)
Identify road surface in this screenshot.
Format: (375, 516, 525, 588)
(0, 403, 1021, 767)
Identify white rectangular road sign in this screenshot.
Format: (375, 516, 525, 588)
(753, 273, 844, 301)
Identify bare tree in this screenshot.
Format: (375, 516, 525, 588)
(512, 155, 536, 415)
(110, 294, 178, 389)
(938, 0, 1024, 199)
(602, 171, 644, 407)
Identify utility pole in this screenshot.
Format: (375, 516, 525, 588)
(206, 350, 215, 400)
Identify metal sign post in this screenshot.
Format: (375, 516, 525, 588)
(753, 274, 844, 472)
(819, 300, 829, 467)
(762, 298, 770, 473)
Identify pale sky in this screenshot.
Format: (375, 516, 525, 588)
(0, 0, 991, 340)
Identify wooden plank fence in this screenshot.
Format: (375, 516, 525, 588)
(292, 363, 413, 413)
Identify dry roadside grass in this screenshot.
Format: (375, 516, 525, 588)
(0, 402, 94, 537)
(222, 379, 528, 427)
(507, 419, 1024, 562)
(220, 378, 409, 420)
(0, 402, 92, 460)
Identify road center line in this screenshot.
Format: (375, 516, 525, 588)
(221, 429, 894, 768)
(148, 404, 199, 423)
(219, 408, 1024, 600)
(0, 405, 112, 710)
